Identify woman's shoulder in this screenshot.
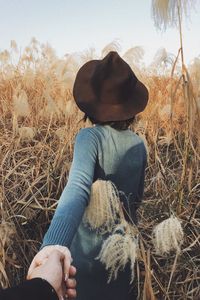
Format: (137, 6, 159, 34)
(75, 127, 104, 148)
(76, 126, 107, 141)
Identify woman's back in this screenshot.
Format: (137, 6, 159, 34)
(92, 124, 146, 220)
(70, 125, 146, 300)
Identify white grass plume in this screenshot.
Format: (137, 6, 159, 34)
(13, 89, 30, 118)
(18, 127, 36, 142)
(0, 50, 10, 63)
(151, 0, 196, 30)
(97, 222, 139, 283)
(23, 68, 35, 89)
(123, 46, 144, 67)
(83, 180, 121, 232)
(84, 180, 139, 282)
(189, 57, 200, 95)
(42, 92, 60, 117)
(10, 40, 18, 53)
(152, 215, 184, 255)
(101, 40, 121, 58)
(149, 48, 175, 74)
(159, 104, 172, 120)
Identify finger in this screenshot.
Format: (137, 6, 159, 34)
(63, 252, 72, 281)
(58, 292, 65, 300)
(69, 266, 76, 277)
(66, 288, 77, 299)
(64, 258, 71, 281)
(53, 246, 72, 280)
(66, 278, 76, 289)
(61, 280, 67, 299)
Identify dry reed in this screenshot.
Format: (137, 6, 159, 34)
(83, 180, 121, 232)
(0, 40, 199, 298)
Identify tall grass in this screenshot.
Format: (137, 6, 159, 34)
(0, 40, 199, 299)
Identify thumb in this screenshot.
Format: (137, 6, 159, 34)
(53, 246, 72, 281)
(63, 254, 71, 281)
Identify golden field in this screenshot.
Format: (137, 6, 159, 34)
(0, 40, 199, 299)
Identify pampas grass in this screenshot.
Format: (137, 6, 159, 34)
(0, 40, 199, 298)
(101, 40, 121, 58)
(13, 89, 30, 118)
(151, 0, 196, 30)
(152, 215, 184, 255)
(97, 222, 139, 283)
(18, 127, 36, 142)
(85, 180, 139, 283)
(83, 180, 121, 232)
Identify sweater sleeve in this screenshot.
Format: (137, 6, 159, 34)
(41, 128, 98, 248)
(0, 278, 58, 300)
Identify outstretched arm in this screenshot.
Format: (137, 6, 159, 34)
(42, 128, 98, 248)
(28, 128, 98, 283)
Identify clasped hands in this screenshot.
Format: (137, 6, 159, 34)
(27, 245, 76, 300)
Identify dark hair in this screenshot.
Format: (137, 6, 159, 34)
(83, 114, 135, 131)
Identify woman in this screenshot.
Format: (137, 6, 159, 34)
(29, 51, 148, 300)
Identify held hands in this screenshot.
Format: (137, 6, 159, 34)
(27, 246, 76, 299)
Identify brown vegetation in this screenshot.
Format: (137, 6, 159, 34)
(0, 41, 199, 299)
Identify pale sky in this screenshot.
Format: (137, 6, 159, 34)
(0, 0, 200, 65)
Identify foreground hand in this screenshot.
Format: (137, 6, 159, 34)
(27, 249, 76, 299)
(66, 265, 77, 299)
(28, 245, 72, 281)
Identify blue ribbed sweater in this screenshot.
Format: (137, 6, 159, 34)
(42, 125, 146, 248)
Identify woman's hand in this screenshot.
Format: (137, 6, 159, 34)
(28, 245, 72, 280)
(27, 249, 76, 299)
(28, 245, 76, 299)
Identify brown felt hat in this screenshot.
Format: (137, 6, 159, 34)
(73, 51, 148, 122)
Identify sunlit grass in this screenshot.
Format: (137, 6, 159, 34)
(0, 40, 199, 298)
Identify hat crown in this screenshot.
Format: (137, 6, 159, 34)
(73, 51, 148, 122)
(92, 52, 137, 104)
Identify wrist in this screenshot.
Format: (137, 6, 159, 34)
(26, 278, 58, 300)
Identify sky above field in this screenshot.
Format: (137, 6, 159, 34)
(0, 0, 200, 65)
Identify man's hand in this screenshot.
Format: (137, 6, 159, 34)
(27, 247, 76, 299)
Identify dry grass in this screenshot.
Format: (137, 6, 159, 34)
(0, 41, 199, 299)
